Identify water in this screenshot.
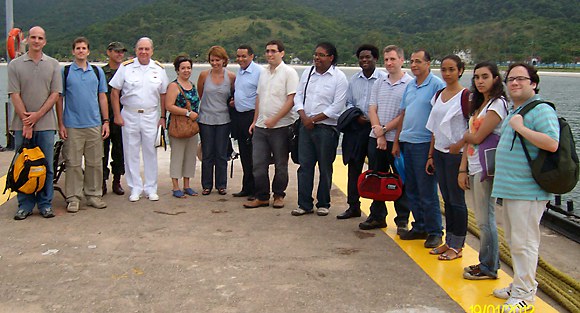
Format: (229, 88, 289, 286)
(1, 63, 579, 211)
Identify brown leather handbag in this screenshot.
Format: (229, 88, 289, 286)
(168, 82, 199, 138)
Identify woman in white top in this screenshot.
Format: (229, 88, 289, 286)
(425, 55, 468, 261)
(459, 61, 508, 280)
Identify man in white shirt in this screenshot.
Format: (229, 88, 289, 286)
(109, 37, 169, 202)
(244, 40, 299, 209)
(292, 42, 348, 217)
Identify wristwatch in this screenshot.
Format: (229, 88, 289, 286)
(381, 125, 387, 135)
(185, 111, 191, 117)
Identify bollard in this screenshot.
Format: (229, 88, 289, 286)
(567, 200, 574, 213)
(555, 195, 562, 206)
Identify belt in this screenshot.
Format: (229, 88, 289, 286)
(123, 107, 157, 114)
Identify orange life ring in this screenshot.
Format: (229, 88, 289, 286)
(6, 28, 22, 59)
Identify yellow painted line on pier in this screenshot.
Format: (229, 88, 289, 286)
(0, 175, 16, 206)
(332, 160, 558, 313)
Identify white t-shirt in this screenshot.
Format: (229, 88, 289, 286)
(426, 88, 468, 153)
(466, 97, 508, 174)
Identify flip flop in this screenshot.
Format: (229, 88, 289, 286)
(438, 248, 463, 261)
(429, 244, 449, 255)
(183, 188, 198, 196)
(172, 189, 185, 198)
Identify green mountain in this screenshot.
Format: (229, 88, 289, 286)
(3, 0, 579, 64)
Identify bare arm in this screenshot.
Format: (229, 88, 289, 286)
(56, 95, 67, 140)
(111, 88, 123, 126)
(99, 92, 109, 138)
(510, 114, 558, 152)
(463, 111, 502, 144)
(392, 110, 405, 157)
(22, 92, 59, 127)
(458, 144, 470, 190)
(249, 96, 259, 135)
(197, 70, 208, 100)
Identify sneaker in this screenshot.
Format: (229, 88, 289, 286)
(493, 286, 512, 300)
(87, 197, 107, 209)
(129, 193, 141, 202)
(14, 209, 32, 220)
(147, 193, 159, 201)
(502, 297, 534, 313)
(67, 201, 80, 213)
(272, 196, 284, 209)
(291, 208, 313, 216)
(41, 207, 55, 218)
(316, 207, 330, 216)
(424, 235, 443, 248)
(463, 266, 498, 280)
(464, 264, 479, 273)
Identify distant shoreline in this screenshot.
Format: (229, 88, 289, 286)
(1, 62, 579, 78)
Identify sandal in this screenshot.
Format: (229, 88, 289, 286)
(429, 244, 449, 255)
(438, 248, 463, 261)
(183, 188, 198, 196)
(218, 188, 227, 195)
(172, 189, 185, 198)
(202, 189, 211, 196)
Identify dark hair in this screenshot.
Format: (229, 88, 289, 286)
(72, 37, 90, 50)
(470, 61, 507, 115)
(316, 42, 338, 65)
(441, 54, 465, 78)
(383, 45, 404, 59)
(412, 49, 431, 61)
(265, 40, 285, 53)
(505, 62, 540, 94)
(356, 44, 379, 59)
(173, 55, 193, 72)
(237, 44, 254, 56)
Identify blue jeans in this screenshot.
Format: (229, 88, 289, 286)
(467, 173, 500, 277)
(199, 123, 230, 190)
(433, 150, 467, 249)
(401, 142, 442, 236)
(13, 130, 56, 213)
(297, 124, 339, 211)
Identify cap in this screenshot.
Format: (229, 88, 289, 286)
(107, 42, 127, 52)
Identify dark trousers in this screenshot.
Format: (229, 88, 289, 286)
(103, 122, 124, 180)
(252, 126, 291, 201)
(367, 138, 410, 226)
(433, 150, 468, 248)
(231, 109, 255, 194)
(297, 124, 339, 211)
(346, 143, 367, 211)
(199, 123, 230, 190)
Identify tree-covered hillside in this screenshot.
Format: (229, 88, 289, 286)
(3, 0, 579, 64)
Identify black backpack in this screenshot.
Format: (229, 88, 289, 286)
(514, 100, 579, 194)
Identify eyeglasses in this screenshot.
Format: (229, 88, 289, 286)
(506, 76, 531, 83)
(265, 49, 279, 54)
(313, 53, 331, 58)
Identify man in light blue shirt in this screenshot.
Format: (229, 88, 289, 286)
(56, 37, 109, 213)
(232, 45, 262, 199)
(395, 49, 445, 248)
(292, 42, 348, 217)
(337, 44, 386, 220)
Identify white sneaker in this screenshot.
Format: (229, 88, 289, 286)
(147, 193, 159, 201)
(129, 194, 141, 202)
(502, 297, 534, 313)
(493, 285, 512, 299)
(316, 207, 329, 216)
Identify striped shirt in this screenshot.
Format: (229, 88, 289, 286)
(346, 69, 387, 116)
(369, 72, 413, 141)
(491, 95, 559, 200)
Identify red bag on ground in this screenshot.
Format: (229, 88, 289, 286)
(357, 170, 403, 201)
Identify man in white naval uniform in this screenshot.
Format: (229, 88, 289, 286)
(109, 37, 169, 202)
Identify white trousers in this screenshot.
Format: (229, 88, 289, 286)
(121, 109, 159, 196)
(499, 198, 546, 301)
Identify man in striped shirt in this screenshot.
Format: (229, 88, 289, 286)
(359, 45, 412, 232)
(491, 62, 559, 313)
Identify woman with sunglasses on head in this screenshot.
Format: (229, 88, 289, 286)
(459, 61, 508, 279)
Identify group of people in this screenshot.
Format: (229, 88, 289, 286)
(8, 26, 559, 313)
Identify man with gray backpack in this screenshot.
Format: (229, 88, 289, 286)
(491, 62, 575, 313)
